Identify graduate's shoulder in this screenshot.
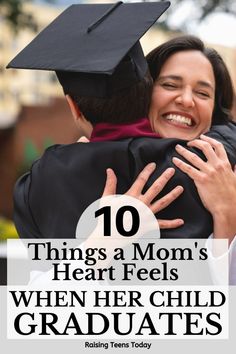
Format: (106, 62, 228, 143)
(207, 121, 236, 149)
(206, 121, 236, 163)
(31, 139, 134, 175)
(42, 139, 133, 157)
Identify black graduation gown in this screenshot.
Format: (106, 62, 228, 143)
(14, 122, 236, 240)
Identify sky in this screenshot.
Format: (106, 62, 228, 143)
(196, 13, 236, 47)
(167, 0, 236, 47)
(37, 0, 236, 47)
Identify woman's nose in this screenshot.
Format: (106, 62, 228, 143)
(175, 88, 194, 108)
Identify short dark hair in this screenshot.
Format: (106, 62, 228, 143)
(69, 71, 153, 125)
(147, 35, 234, 125)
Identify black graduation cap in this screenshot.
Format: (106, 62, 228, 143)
(7, 1, 170, 97)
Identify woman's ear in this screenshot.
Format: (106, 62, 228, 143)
(65, 95, 83, 122)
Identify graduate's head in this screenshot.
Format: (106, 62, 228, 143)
(64, 69, 153, 129)
(147, 35, 234, 140)
(7, 2, 170, 135)
(56, 38, 154, 135)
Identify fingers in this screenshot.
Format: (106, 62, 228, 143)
(187, 135, 229, 165)
(158, 218, 184, 229)
(175, 144, 208, 170)
(126, 162, 156, 196)
(186, 139, 219, 164)
(151, 185, 184, 213)
(143, 167, 175, 204)
(199, 135, 228, 160)
(172, 157, 205, 181)
(102, 168, 117, 196)
(102, 165, 185, 232)
(175, 137, 231, 177)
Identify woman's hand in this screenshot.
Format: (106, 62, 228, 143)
(172, 135, 236, 243)
(103, 162, 184, 229)
(84, 163, 184, 265)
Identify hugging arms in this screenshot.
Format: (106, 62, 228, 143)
(13, 36, 236, 242)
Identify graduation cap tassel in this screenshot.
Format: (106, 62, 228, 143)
(87, 1, 123, 33)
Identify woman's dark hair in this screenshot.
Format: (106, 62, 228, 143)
(146, 35, 234, 125)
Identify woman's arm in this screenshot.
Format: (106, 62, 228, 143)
(172, 134, 236, 244)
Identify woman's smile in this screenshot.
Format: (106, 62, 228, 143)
(161, 111, 196, 129)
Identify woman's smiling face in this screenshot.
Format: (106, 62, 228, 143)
(149, 50, 216, 140)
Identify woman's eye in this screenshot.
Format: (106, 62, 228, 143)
(196, 91, 210, 98)
(161, 83, 177, 89)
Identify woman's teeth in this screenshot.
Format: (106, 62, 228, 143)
(164, 114, 192, 126)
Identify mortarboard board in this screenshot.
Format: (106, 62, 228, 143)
(7, 1, 170, 97)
